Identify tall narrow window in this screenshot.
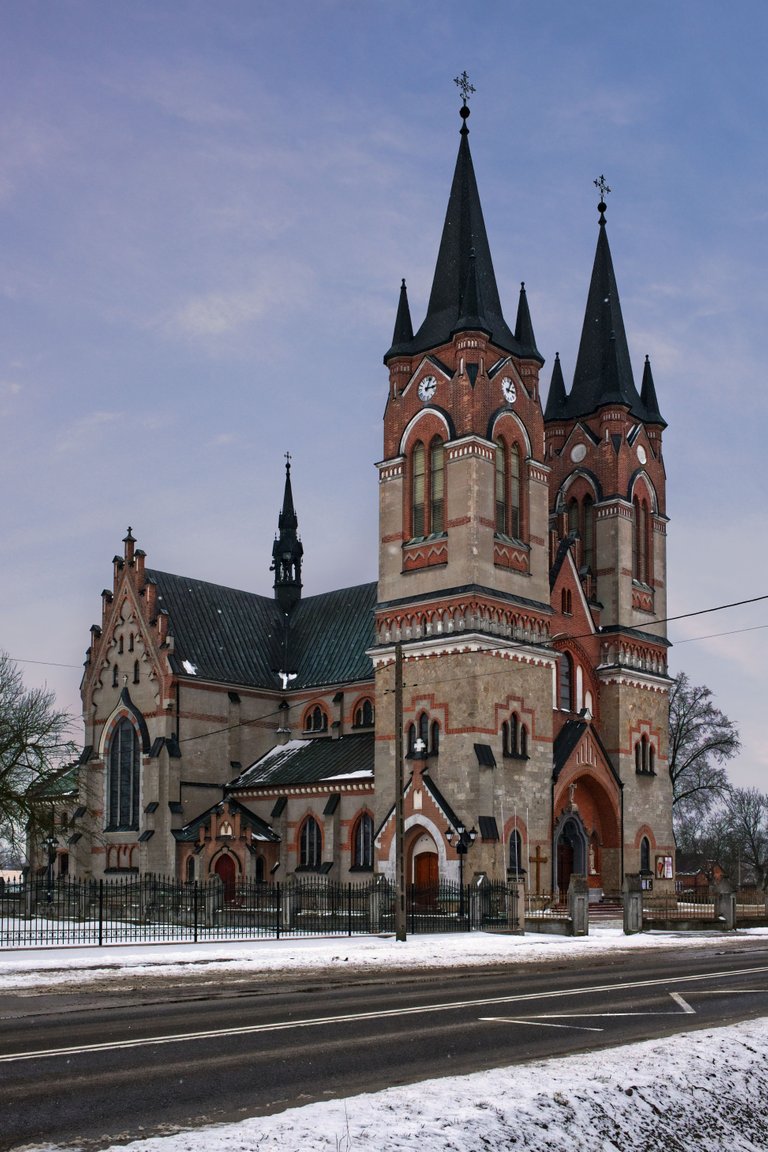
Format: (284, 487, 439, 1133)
(352, 813, 374, 869)
(509, 444, 521, 538)
(418, 711, 429, 753)
(495, 439, 507, 533)
(633, 497, 649, 583)
(640, 836, 651, 874)
(509, 830, 524, 875)
(412, 442, 426, 537)
(582, 495, 594, 570)
(430, 720, 440, 756)
(107, 717, 140, 830)
(558, 653, 573, 712)
(430, 438, 444, 534)
(299, 817, 322, 869)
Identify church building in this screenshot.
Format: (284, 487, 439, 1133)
(70, 95, 674, 900)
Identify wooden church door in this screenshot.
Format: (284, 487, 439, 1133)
(214, 854, 237, 902)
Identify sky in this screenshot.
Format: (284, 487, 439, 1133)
(1, 1, 767, 790)
(3, 931, 768, 1150)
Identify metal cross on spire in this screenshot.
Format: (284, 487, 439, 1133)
(594, 174, 611, 200)
(454, 70, 476, 105)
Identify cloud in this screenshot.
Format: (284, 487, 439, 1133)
(54, 411, 125, 455)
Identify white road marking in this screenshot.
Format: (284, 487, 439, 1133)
(669, 992, 696, 1014)
(1, 964, 766, 1065)
(480, 1017, 604, 1032)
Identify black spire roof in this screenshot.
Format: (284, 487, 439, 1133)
(543, 353, 567, 421)
(385, 105, 542, 364)
(271, 456, 303, 615)
(548, 195, 664, 426)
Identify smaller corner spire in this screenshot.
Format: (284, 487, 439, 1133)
(544, 353, 568, 421)
(640, 354, 666, 427)
(384, 279, 413, 362)
(514, 281, 542, 361)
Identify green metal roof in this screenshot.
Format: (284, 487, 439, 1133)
(147, 569, 376, 692)
(229, 733, 374, 790)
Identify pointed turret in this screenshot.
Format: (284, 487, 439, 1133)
(514, 282, 542, 361)
(565, 195, 648, 421)
(384, 279, 414, 360)
(271, 456, 303, 615)
(454, 248, 489, 336)
(385, 103, 541, 363)
(640, 354, 665, 427)
(543, 353, 567, 421)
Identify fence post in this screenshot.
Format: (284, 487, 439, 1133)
(623, 873, 643, 934)
(193, 880, 198, 943)
(98, 879, 104, 947)
(567, 874, 589, 936)
(509, 879, 524, 934)
(714, 878, 736, 930)
(275, 881, 281, 939)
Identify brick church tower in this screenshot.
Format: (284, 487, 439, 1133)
(372, 100, 674, 896)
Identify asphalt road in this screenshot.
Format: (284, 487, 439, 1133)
(3, 938, 768, 1151)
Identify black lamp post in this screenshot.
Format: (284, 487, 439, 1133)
(445, 824, 477, 919)
(43, 826, 58, 904)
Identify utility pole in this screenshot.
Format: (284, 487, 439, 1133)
(394, 641, 406, 941)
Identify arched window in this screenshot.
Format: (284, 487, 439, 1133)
(107, 717, 140, 830)
(633, 496, 650, 584)
(118, 635, 124, 655)
(430, 438, 444, 534)
(418, 711, 429, 751)
(133, 660, 140, 685)
(635, 741, 643, 773)
(412, 441, 426, 536)
(568, 493, 595, 572)
(112, 665, 119, 688)
(185, 855, 195, 884)
(411, 437, 446, 538)
(354, 698, 374, 728)
(128, 633, 135, 652)
(352, 813, 374, 869)
(299, 816, 322, 869)
(495, 440, 506, 533)
(519, 725, 528, 758)
(255, 855, 266, 883)
(582, 495, 594, 570)
(561, 588, 572, 614)
(406, 723, 416, 757)
(304, 705, 328, 733)
(648, 743, 656, 774)
(430, 720, 440, 756)
(495, 438, 523, 539)
(640, 836, 651, 874)
(509, 830, 525, 876)
(509, 444, 521, 539)
(558, 653, 573, 711)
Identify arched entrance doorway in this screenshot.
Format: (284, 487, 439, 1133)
(410, 828, 439, 907)
(213, 853, 237, 902)
(553, 815, 587, 896)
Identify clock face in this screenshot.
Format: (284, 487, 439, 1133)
(501, 376, 517, 404)
(418, 375, 437, 402)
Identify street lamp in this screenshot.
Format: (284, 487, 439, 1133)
(43, 826, 58, 904)
(445, 824, 477, 919)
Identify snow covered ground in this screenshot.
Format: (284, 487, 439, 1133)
(5, 928, 768, 1151)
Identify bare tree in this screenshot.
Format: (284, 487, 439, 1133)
(669, 671, 739, 823)
(0, 651, 78, 854)
(722, 788, 768, 888)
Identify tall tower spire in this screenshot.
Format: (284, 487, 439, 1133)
(384, 92, 541, 364)
(563, 181, 661, 423)
(271, 454, 303, 615)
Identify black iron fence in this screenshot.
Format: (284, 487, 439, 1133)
(0, 874, 521, 948)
